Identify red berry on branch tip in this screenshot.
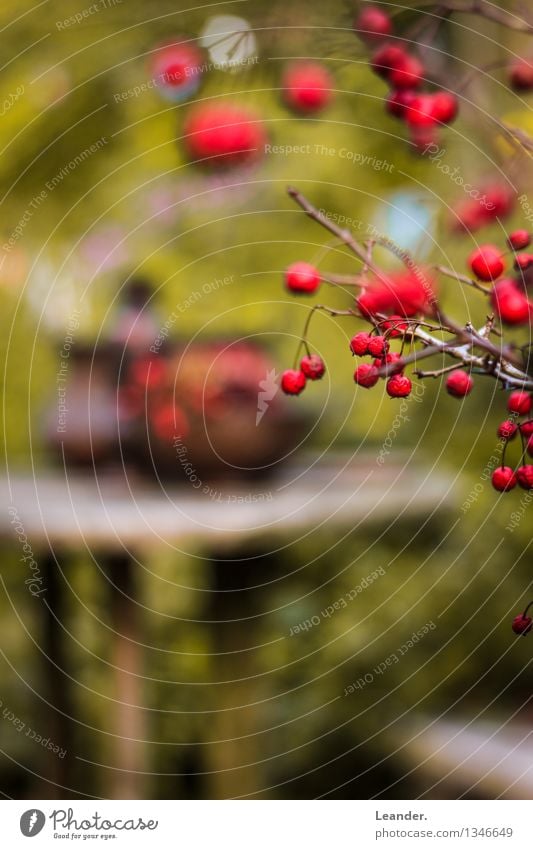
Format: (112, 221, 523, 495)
(468, 245, 505, 281)
(285, 261, 320, 294)
(282, 61, 334, 114)
(350, 332, 372, 356)
(520, 420, 533, 438)
(446, 370, 474, 397)
(497, 420, 518, 440)
(300, 354, 325, 380)
(367, 335, 390, 357)
(507, 391, 532, 416)
(354, 363, 380, 388)
(512, 614, 533, 636)
(491, 467, 517, 491)
(353, 5, 393, 43)
(386, 89, 417, 119)
(370, 44, 407, 79)
(386, 374, 412, 397)
(431, 91, 458, 124)
(183, 103, 266, 167)
(389, 54, 424, 90)
(490, 279, 531, 326)
(508, 230, 531, 251)
(509, 57, 533, 92)
(516, 465, 533, 490)
(281, 369, 306, 395)
(514, 253, 533, 272)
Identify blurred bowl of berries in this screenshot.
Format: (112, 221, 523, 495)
(119, 340, 309, 481)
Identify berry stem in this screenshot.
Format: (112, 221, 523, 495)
(287, 186, 393, 290)
(294, 304, 355, 368)
(523, 601, 533, 618)
(320, 272, 365, 288)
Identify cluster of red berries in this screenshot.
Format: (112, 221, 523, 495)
(467, 231, 533, 325)
(353, 5, 458, 151)
(351, 330, 411, 397)
(281, 353, 326, 396)
(120, 343, 282, 438)
(492, 391, 533, 493)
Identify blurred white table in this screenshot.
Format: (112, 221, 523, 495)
(0, 453, 454, 549)
(0, 455, 455, 799)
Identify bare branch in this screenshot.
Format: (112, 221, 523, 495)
(438, 0, 533, 32)
(436, 265, 491, 295)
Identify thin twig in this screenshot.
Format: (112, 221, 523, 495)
(438, 0, 533, 32)
(414, 363, 466, 378)
(436, 265, 491, 294)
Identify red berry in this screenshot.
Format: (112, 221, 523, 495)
(520, 420, 533, 438)
(491, 466, 517, 491)
(490, 279, 531, 325)
(451, 185, 514, 233)
(300, 354, 325, 380)
(151, 41, 204, 101)
(354, 363, 379, 388)
(370, 44, 407, 79)
(183, 103, 266, 167)
(281, 369, 306, 395)
(354, 5, 393, 42)
(516, 465, 533, 490)
(512, 614, 533, 636)
(497, 420, 518, 440)
(386, 374, 412, 397)
(386, 89, 417, 119)
(350, 332, 372, 356)
(382, 315, 408, 337)
(508, 230, 531, 251)
(282, 61, 334, 114)
(468, 244, 505, 281)
(389, 54, 424, 90)
(431, 91, 458, 124)
(514, 253, 533, 272)
(405, 93, 438, 128)
(509, 57, 533, 92)
(446, 370, 474, 398)
(508, 391, 532, 415)
(374, 352, 404, 374)
(285, 261, 320, 294)
(367, 335, 390, 357)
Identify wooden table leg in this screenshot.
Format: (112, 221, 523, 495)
(103, 552, 146, 799)
(40, 551, 74, 796)
(205, 548, 267, 800)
